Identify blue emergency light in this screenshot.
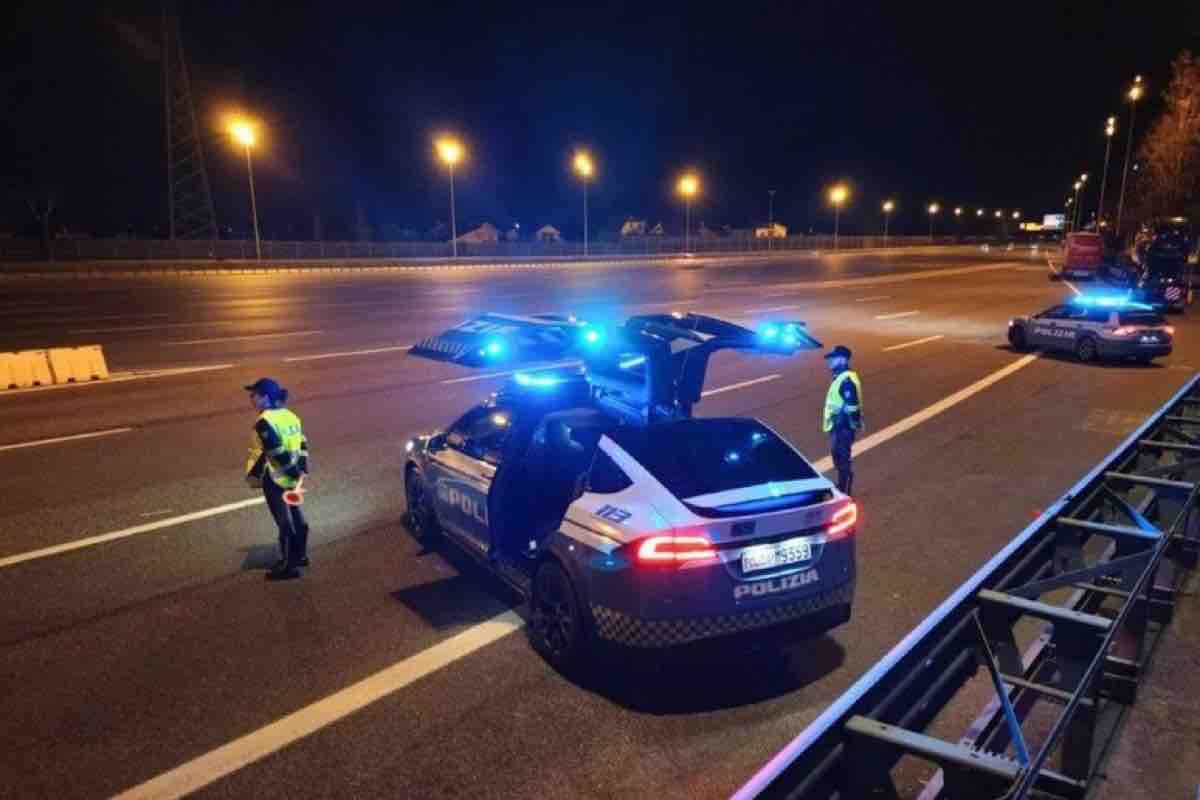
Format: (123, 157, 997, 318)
(481, 339, 506, 358)
(514, 371, 561, 388)
(1070, 293, 1152, 310)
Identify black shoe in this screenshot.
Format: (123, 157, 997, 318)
(296, 556, 310, 567)
(268, 559, 286, 571)
(266, 566, 301, 581)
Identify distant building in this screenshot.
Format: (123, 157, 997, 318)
(620, 218, 646, 237)
(754, 223, 788, 239)
(456, 222, 499, 243)
(535, 225, 561, 242)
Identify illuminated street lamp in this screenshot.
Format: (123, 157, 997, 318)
(976, 208, 984, 218)
(1116, 75, 1143, 234)
(436, 136, 464, 257)
(927, 202, 940, 240)
(1072, 180, 1083, 231)
(228, 118, 261, 261)
(828, 184, 849, 250)
(881, 199, 895, 247)
(1012, 210, 1020, 220)
(1098, 116, 1116, 227)
(678, 173, 700, 253)
(994, 210, 1002, 219)
(573, 151, 594, 256)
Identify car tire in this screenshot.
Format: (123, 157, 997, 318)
(404, 466, 440, 540)
(1075, 336, 1099, 363)
(528, 559, 591, 671)
(1008, 325, 1028, 351)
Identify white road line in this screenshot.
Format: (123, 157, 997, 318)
(856, 295, 892, 302)
(746, 304, 804, 313)
(1063, 279, 1082, 296)
(166, 330, 323, 346)
(71, 321, 241, 334)
(882, 335, 945, 352)
(284, 345, 412, 363)
(0, 498, 265, 570)
(704, 263, 1016, 295)
(140, 509, 175, 518)
(0, 363, 235, 397)
(701, 374, 782, 397)
(0, 427, 132, 453)
(810, 354, 1040, 473)
(441, 370, 520, 385)
(874, 310, 921, 320)
(439, 360, 579, 385)
(112, 610, 525, 800)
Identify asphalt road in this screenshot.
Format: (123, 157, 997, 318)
(0, 247, 1194, 799)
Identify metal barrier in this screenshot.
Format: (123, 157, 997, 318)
(736, 373, 1200, 800)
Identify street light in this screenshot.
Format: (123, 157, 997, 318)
(678, 173, 700, 253)
(828, 184, 849, 250)
(882, 199, 894, 247)
(573, 151, 594, 256)
(976, 208, 985, 217)
(1098, 116, 1116, 228)
(1116, 75, 1144, 235)
(1072, 180, 1083, 231)
(927, 202, 940, 240)
(436, 136, 464, 258)
(228, 118, 261, 261)
(1012, 210, 1020, 220)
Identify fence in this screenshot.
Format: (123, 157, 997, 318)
(0, 234, 986, 263)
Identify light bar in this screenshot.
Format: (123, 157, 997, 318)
(514, 371, 561, 388)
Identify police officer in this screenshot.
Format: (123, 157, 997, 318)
(822, 345, 862, 495)
(244, 378, 311, 581)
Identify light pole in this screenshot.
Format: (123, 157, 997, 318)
(229, 119, 261, 261)
(767, 189, 776, 250)
(828, 184, 848, 250)
(927, 202, 940, 241)
(1076, 173, 1088, 230)
(1099, 116, 1116, 227)
(1065, 197, 1073, 233)
(678, 173, 699, 253)
(1072, 180, 1083, 231)
(882, 199, 894, 247)
(436, 136, 464, 257)
(1116, 76, 1144, 235)
(573, 151, 593, 256)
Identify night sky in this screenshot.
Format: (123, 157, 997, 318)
(3, 1, 1199, 239)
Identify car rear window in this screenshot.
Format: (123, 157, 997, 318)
(608, 419, 817, 499)
(1118, 311, 1166, 326)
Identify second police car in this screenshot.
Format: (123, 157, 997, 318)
(1008, 294, 1173, 363)
(403, 312, 857, 668)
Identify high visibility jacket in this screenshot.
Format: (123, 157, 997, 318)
(245, 408, 308, 489)
(822, 370, 863, 433)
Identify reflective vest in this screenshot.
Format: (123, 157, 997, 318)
(822, 370, 863, 433)
(249, 408, 306, 488)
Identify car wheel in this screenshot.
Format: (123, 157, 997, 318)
(404, 466, 440, 539)
(1075, 336, 1099, 363)
(1008, 325, 1028, 351)
(529, 560, 590, 670)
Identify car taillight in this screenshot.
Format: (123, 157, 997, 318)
(636, 531, 716, 564)
(1111, 326, 1139, 336)
(826, 502, 858, 541)
(1164, 326, 1175, 336)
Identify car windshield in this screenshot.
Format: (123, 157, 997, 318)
(608, 418, 817, 499)
(1118, 311, 1167, 326)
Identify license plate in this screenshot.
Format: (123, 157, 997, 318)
(741, 537, 812, 573)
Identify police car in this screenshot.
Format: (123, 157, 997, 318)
(403, 313, 857, 668)
(1007, 295, 1173, 363)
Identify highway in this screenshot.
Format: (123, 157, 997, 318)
(1, 247, 1195, 799)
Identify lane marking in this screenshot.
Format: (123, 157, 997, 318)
(745, 304, 804, 313)
(0, 427, 133, 452)
(1063, 279, 1082, 296)
(112, 610, 525, 800)
(140, 509, 175, 518)
(165, 330, 323, 346)
(71, 321, 241, 334)
(856, 295, 892, 302)
(284, 345, 412, 363)
(882, 334, 945, 352)
(441, 370, 522, 385)
(439, 360, 578, 385)
(704, 262, 1018, 295)
(810, 354, 1040, 472)
(701, 374, 782, 397)
(874, 310, 920, 320)
(0, 364, 235, 397)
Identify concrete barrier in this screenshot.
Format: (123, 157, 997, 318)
(3, 346, 108, 390)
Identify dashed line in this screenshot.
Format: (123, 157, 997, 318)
(855, 295, 892, 302)
(746, 304, 804, 313)
(165, 330, 323, 346)
(882, 335, 945, 352)
(0, 364, 235, 397)
(284, 345, 412, 363)
(701, 374, 782, 397)
(0, 427, 133, 453)
(874, 310, 920, 320)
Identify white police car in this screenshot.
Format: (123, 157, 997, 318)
(404, 313, 857, 668)
(1008, 294, 1173, 363)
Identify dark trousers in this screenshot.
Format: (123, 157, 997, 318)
(830, 427, 856, 495)
(263, 476, 309, 567)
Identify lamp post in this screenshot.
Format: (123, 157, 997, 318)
(1116, 76, 1143, 235)
(1099, 116, 1116, 227)
(1072, 180, 1083, 231)
(678, 173, 699, 253)
(828, 184, 848, 250)
(436, 136, 464, 257)
(927, 202, 940, 240)
(882, 199, 894, 247)
(767, 189, 776, 250)
(229, 119, 261, 261)
(1077, 173, 1088, 230)
(573, 151, 593, 256)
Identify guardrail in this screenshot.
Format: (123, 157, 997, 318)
(0, 234, 992, 262)
(736, 373, 1200, 800)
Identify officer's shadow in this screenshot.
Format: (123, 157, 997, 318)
(239, 544, 280, 570)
